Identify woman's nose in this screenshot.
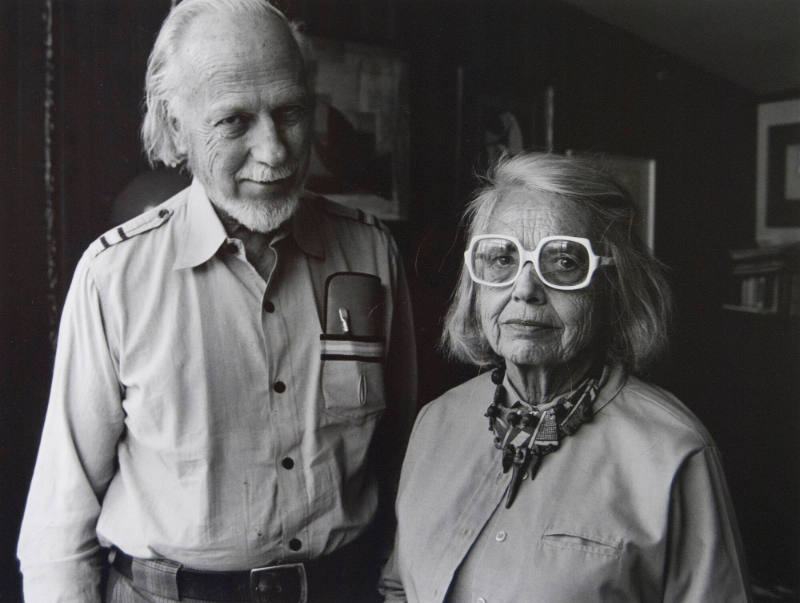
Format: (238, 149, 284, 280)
(250, 117, 288, 166)
(511, 262, 547, 303)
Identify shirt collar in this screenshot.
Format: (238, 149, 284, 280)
(591, 364, 627, 414)
(501, 362, 623, 412)
(173, 182, 325, 269)
(173, 179, 228, 270)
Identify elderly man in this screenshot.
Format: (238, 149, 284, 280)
(17, 1, 416, 601)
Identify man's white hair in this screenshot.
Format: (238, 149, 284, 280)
(140, 0, 312, 169)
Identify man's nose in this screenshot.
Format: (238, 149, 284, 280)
(249, 116, 288, 166)
(511, 262, 547, 303)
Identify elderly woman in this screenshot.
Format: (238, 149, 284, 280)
(380, 153, 751, 602)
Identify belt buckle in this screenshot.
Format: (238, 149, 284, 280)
(249, 562, 307, 603)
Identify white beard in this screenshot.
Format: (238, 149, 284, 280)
(186, 146, 307, 233)
(212, 193, 300, 233)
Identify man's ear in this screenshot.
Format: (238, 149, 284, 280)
(162, 97, 187, 155)
(169, 113, 188, 156)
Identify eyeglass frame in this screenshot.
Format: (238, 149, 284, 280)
(463, 234, 615, 291)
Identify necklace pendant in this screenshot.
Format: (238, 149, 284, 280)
(527, 452, 543, 481)
(501, 445, 515, 473)
(488, 363, 605, 510)
(505, 462, 524, 508)
(505, 447, 529, 508)
(504, 451, 542, 508)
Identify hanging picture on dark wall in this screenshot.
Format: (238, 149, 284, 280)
(757, 98, 800, 245)
(766, 124, 800, 224)
(306, 37, 409, 221)
(566, 151, 656, 251)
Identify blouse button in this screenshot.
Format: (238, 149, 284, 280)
(495, 530, 507, 542)
(273, 381, 286, 393)
(289, 538, 302, 551)
(281, 457, 294, 470)
(263, 299, 275, 313)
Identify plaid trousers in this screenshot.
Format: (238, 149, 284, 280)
(106, 566, 219, 603)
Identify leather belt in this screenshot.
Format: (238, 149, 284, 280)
(111, 531, 375, 602)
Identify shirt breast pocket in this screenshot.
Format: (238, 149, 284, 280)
(320, 335, 386, 423)
(540, 528, 622, 559)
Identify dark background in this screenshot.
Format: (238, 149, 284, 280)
(2, 0, 798, 600)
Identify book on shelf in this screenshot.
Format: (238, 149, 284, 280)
(728, 242, 800, 262)
(725, 243, 800, 316)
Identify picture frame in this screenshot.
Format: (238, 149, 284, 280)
(567, 151, 656, 251)
(305, 37, 409, 222)
(756, 98, 800, 245)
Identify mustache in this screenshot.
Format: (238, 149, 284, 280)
(237, 164, 298, 183)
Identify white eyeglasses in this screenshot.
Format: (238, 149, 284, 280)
(464, 234, 614, 290)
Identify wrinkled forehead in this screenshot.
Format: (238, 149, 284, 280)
(175, 10, 305, 83)
(477, 188, 594, 248)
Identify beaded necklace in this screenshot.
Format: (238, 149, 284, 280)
(485, 363, 606, 508)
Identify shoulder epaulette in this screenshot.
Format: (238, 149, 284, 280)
(315, 195, 387, 231)
(89, 207, 173, 257)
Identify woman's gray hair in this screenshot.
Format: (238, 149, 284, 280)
(141, 0, 313, 168)
(441, 152, 673, 376)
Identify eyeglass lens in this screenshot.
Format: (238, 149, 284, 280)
(470, 237, 591, 286)
(471, 238, 520, 284)
(539, 239, 590, 286)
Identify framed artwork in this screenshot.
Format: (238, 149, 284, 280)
(756, 98, 800, 245)
(305, 37, 409, 221)
(567, 152, 656, 251)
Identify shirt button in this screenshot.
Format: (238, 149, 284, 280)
(281, 457, 294, 470)
(263, 299, 275, 313)
(273, 381, 286, 393)
(495, 531, 507, 542)
(289, 538, 302, 551)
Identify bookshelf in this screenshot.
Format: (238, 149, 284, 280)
(724, 243, 800, 316)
